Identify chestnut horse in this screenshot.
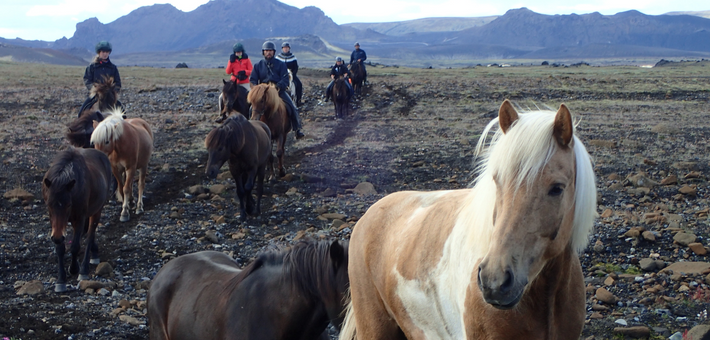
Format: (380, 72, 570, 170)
(91, 108, 153, 222)
(205, 114, 272, 222)
(339, 99, 597, 340)
(216, 79, 250, 123)
(332, 77, 351, 119)
(43, 147, 112, 292)
(247, 83, 292, 178)
(148, 240, 350, 340)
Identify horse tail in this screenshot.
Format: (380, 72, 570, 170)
(338, 297, 357, 340)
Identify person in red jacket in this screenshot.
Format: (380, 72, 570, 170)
(226, 43, 253, 91)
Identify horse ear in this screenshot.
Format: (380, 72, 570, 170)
(498, 99, 519, 134)
(66, 179, 76, 191)
(553, 103, 573, 147)
(329, 240, 345, 267)
(223, 79, 227, 84)
(96, 112, 104, 121)
(44, 178, 52, 188)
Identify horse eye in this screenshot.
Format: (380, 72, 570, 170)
(105, 140, 110, 145)
(548, 184, 565, 197)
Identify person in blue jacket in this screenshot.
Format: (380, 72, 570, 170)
(350, 42, 368, 85)
(250, 41, 305, 139)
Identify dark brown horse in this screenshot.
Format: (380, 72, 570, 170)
(67, 111, 105, 148)
(247, 83, 291, 178)
(349, 61, 365, 96)
(217, 79, 250, 123)
(148, 239, 350, 340)
(42, 147, 112, 292)
(205, 114, 272, 222)
(78, 75, 119, 118)
(333, 77, 351, 119)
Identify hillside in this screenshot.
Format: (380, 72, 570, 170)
(343, 16, 497, 36)
(0, 43, 87, 66)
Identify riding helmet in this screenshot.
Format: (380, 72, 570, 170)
(281, 42, 290, 48)
(262, 41, 276, 51)
(95, 41, 112, 53)
(336, 56, 343, 62)
(354, 42, 360, 47)
(233, 43, 245, 53)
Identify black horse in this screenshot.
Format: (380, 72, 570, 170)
(333, 77, 351, 119)
(148, 240, 350, 340)
(350, 61, 365, 96)
(67, 111, 105, 148)
(217, 79, 251, 123)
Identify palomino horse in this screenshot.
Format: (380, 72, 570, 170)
(205, 114, 272, 222)
(78, 75, 119, 118)
(91, 108, 154, 222)
(247, 83, 292, 178)
(42, 147, 112, 292)
(67, 111, 106, 148)
(349, 61, 365, 96)
(332, 77, 351, 119)
(216, 79, 250, 123)
(339, 99, 597, 340)
(148, 239, 350, 340)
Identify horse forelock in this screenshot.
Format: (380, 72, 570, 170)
(90, 76, 115, 98)
(205, 118, 245, 152)
(90, 109, 125, 146)
(472, 109, 596, 253)
(44, 149, 86, 192)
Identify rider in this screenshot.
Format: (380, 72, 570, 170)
(250, 41, 305, 139)
(78, 41, 122, 117)
(225, 42, 253, 91)
(325, 56, 353, 102)
(349, 42, 367, 85)
(275, 42, 303, 107)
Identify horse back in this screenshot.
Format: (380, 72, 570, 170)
(148, 251, 242, 340)
(124, 118, 154, 168)
(249, 120, 272, 164)
(77, 148, 112, 216)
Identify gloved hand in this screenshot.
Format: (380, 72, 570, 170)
(229, 54, 237, 63)
(237, 70, 247, 81)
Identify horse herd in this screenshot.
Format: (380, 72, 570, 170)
(45, 74, 598, 339)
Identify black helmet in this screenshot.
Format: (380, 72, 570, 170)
(336, 56, 343, 62)
(354, 42, 360, 47)
(95, 41, 112, 53)
(281, 42, 290, 48)
(262, 41, 276, 51)
(233, 43, 245, 53)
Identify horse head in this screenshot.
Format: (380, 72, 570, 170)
(90, 75, 118, 112)
(221, 79, 239, 116)
(42, 149, 85, 243)
(67, 111, 106, 148)
(204, 116, 246, 178)
(475, 100, 596, 310)
(324, 240, 350, 329)
(247, 84, 279, 121)
(90, 109, 125, 156)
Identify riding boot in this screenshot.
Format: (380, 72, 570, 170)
(280, 91, 304, 139)
(325, 81, 334, 102)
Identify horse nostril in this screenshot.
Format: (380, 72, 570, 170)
(500, 268, 514, 293)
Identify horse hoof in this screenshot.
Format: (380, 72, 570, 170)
(90, 258, 100, 265)
(78, 274, 90, 281)
(120, 214, 130, 222)
(55, 284, 67, 293)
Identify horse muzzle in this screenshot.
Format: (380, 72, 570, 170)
(477, 264, 527, 310)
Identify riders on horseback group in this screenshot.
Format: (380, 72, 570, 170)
(250, 41, 305, 139)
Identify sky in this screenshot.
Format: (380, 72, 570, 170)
(1, 0, 708, 41)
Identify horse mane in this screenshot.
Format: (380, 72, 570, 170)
(90, 107, 125, 146)
(44, 147, 86, 190)
(90, 75, 115, 99)
(247, 84, 282, 113)
(223, 240, 341, 299)
(205, 115, 246, 152)
(469, 108, 597, 254)
(66, 111, 101, 146)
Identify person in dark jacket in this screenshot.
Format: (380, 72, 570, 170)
(275, 42, 303, 107)
(350, 42, 367, 85)
(78, 41, 122, 117)
(250, 41, 305, 139)
(325, 56, 353, 102)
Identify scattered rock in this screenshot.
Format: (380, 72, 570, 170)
(639, 258, 657, 271)
(16, 280, 44, 295)
(688, 243, 707, 255)
(685, 324, 710, 340)
(3, 188, 34, 200)
(660, 175, 678, 185)
(661, 262, 710, 275)
(95, 262, 114, 277)
(595, 287, 618, 304)
(205, 230, 219, 244)
(79, 280, 105, 291)
(353, 182, 377, 196)
(119, 315, 145, 325)
(209, 184, 227, 195)
(613, 326, 651, 338)
(673, 233, 697, 246)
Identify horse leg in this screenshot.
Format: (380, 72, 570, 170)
(277, 136, 286, 178)
(242, 172, 256, 216)
(234, 172, 248, 222)
(253, 165, 265, 217)
(120, 167, 136, 222)
(68, 218, 85, 277)
(135, 166, 147, 215)
(113, 166, 125, 203)
(53, 235, 68, 292)
(78, 213, 101, 280)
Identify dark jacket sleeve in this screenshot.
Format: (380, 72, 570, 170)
(276, 63, 290, 90)
(360, 50, 367, 62)
(113, 66, 122, 91)
(350, 51, 355, 65)
(291, 60, 298, 75)
(250, 62, 260, 85)
(83, 64, 94, 91)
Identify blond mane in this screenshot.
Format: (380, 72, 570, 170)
(90, 107, 125, 146)
(247, 84, 283, 116)
(468, 109, 597, 254)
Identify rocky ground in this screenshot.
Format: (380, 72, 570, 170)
(1, 63, 710, 340)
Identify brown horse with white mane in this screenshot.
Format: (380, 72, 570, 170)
(91, 108, 153, 222)
(247, 83, 292, 178)
(339, 99, 597, 340)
